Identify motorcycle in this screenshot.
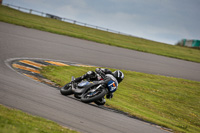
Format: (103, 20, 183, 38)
(60, 70, 117, 105)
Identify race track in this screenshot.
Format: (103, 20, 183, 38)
(0, 22, 199, 133)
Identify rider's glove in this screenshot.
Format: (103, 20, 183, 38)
(106, 93, 113, 99)
(95, 68, 106, 79)
(95, 68, 101, 73)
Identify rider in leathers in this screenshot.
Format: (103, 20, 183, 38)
(74, 68, 124, 103)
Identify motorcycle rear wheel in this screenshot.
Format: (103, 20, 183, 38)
(81, 87, 107, 103)
(60, 83, 73, 95)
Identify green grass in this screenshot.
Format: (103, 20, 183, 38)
(0, 5, 200, 63)
(0, 104, 78, 133)
(40, 66, 200, 133)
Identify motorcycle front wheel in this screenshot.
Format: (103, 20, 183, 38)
(81, 87, 107, 103)
(60, 83, 73, 95)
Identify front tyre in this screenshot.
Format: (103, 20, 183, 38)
(60, 83, 73, 95)
(81, 87, 107, 103)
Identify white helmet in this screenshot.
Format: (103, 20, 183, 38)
(113, 70, 124, 83)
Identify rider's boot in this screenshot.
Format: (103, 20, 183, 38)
(74, 73, 88, 83)
(74, 77, 82, 83)
(94, 97, 106, 105)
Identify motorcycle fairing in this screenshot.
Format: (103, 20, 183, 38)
(78, 81, 91, 87)
(74, 81, 98, 94)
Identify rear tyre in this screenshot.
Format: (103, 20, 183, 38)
(60, 83, 73, 95)
(81, 87, 107, 103)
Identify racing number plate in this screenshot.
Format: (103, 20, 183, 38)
(108, 80, 117, 93)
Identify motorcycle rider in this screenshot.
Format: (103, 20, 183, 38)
(73, 68, 124, 102)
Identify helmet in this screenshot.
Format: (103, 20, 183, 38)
(86, 71, 97, 79)
(113, 70, 124, 83)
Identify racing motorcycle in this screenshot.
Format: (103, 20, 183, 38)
(60, 70, 117, 105)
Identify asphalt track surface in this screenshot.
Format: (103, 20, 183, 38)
(0, 22, 199, 133)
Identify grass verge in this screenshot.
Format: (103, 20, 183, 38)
(40, 65, 200, 133)
(0, 5, 200, 63)
(0, 104, 78, 133)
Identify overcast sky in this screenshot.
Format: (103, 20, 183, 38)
(3, 0, 200, 45)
